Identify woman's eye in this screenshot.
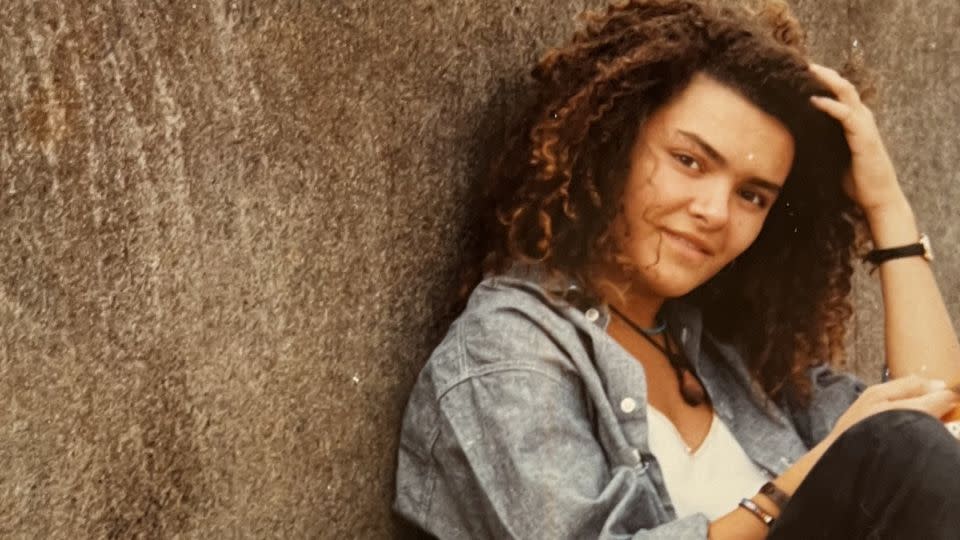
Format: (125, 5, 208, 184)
(739, 189, 768, 208)
(673, 153, 702, 171)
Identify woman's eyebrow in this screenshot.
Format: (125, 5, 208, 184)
(747, 178, 784, 194)
(676, 129, 727, 165)
(675, 129, 783, 193)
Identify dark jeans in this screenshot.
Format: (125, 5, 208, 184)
(769, 409, 960, 539)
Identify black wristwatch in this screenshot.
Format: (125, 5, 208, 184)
(864, 233, 933, 265)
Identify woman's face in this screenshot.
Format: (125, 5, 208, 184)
(613, 73, 795, 298)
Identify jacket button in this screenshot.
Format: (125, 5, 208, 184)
(620, 397, 637, 413)
(585, 308, 599, 322)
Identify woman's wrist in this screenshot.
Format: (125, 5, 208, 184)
(763, 439, 831, 512)
(758, 480, 791, 510)
(864, 196, 919, 249)
(709, 441, 832, 540)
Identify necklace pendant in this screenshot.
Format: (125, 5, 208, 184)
(680, 369, 707, 407)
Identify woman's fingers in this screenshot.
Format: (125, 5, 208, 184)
(808, 63, 862, 105)
(805, 61, 903, 213)
(827, 377, 956, 447)
(807, 63, 872, 136)
(809, 95, 854, 123)
(893, 389, 960, 419)
(864, 374, 946, 401)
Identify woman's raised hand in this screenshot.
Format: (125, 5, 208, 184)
(807, 63, 906, 217)
(825, 375, 960, 448)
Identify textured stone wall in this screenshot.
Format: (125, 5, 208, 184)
(842, 0, 960, 375)
(1, 1, 957, 538)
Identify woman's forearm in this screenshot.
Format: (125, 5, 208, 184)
(707, 441, 830, 539)
(866, 196, 960, 383)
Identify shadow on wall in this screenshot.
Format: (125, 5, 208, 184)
(386, 74, 537, 539)
(414, 73, 538, 351)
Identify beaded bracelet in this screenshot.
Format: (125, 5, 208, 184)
(738, 498, 776, 527)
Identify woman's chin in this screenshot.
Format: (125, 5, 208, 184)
(645, 269, 713, 299)
(641, 275, 698, 299)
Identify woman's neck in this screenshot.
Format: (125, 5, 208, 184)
(587, 261, 665, 328)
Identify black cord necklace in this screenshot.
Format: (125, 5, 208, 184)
(608, 305, 708, 407)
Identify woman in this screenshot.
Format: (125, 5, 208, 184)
(394, 0, 960, 538)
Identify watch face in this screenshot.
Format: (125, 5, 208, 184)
(921, 234, 934, 261)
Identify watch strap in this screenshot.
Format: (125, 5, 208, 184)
(864, 234, 932, 265)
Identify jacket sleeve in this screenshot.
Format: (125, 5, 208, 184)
(430, 366, 711, 539)
(788, 364, 868, 448)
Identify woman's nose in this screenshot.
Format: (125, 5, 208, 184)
(687, 181, 729, 228)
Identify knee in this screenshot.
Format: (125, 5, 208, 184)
(842, 409, 954, 451)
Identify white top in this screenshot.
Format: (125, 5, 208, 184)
(646, 405, 770, 520)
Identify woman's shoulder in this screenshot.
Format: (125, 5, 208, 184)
(461, 265, 575, 326)
(420, 265, 597, 397)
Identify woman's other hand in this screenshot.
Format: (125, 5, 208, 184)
(943, 380, 960, 423)
(824, 375, 960, 448)
(807, 62, 905, 217)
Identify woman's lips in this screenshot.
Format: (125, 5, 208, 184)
(662, 229, 711, 262)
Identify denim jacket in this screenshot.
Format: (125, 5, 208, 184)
(394, 265, 865, 539)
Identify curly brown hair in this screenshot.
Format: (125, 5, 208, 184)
(461, 0, 871, 405)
